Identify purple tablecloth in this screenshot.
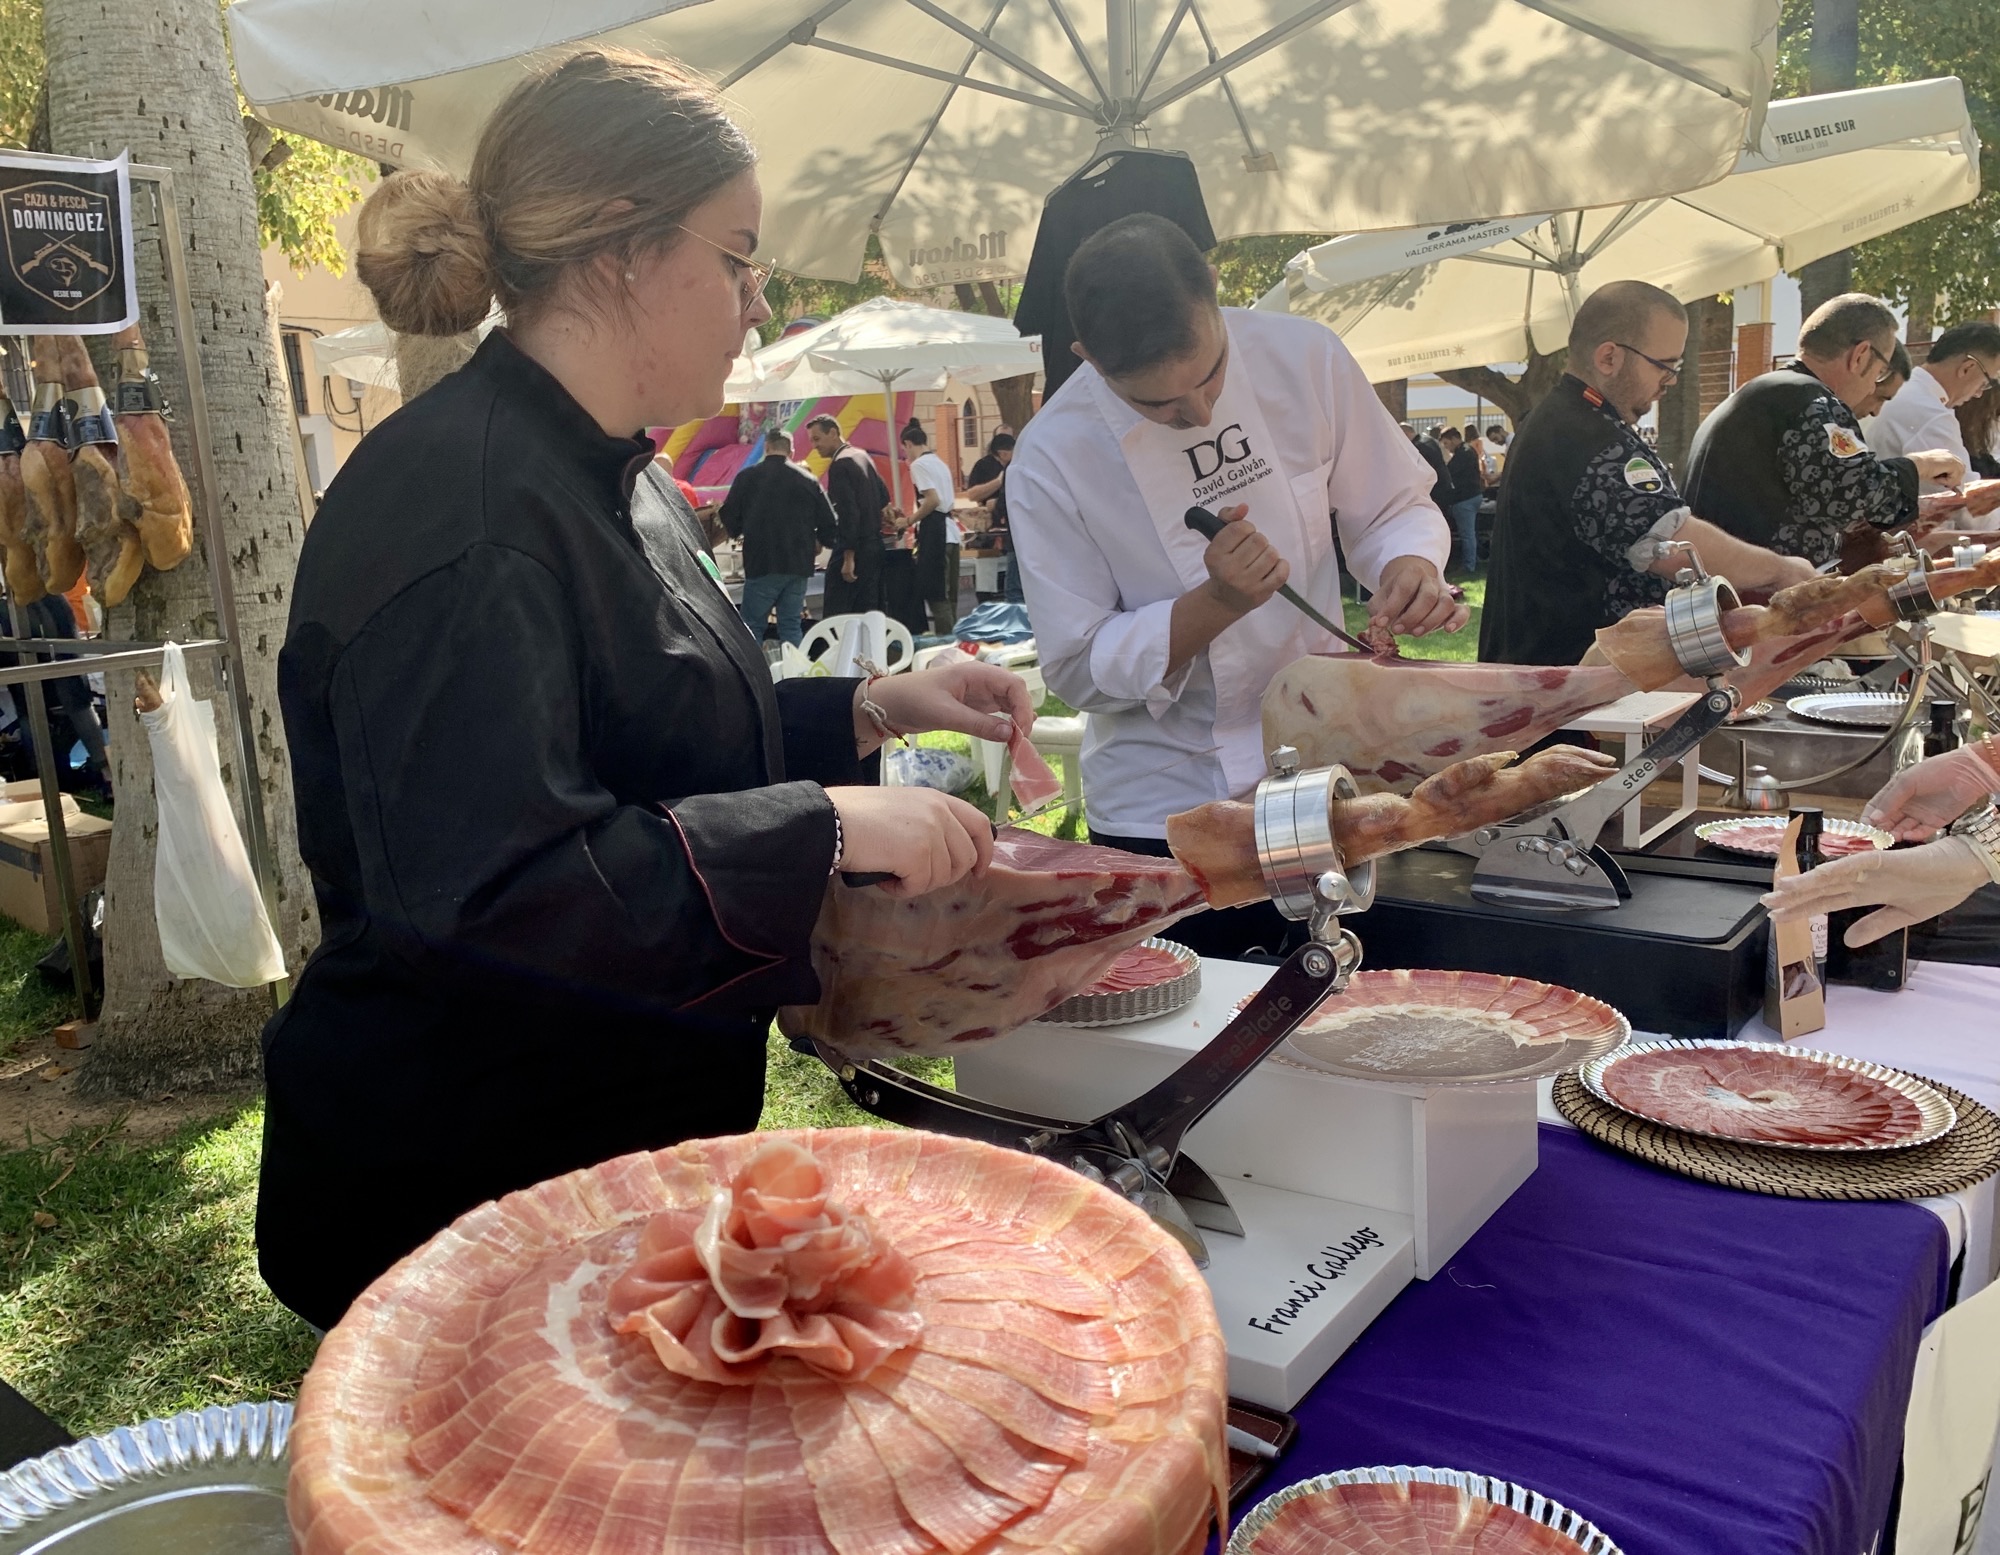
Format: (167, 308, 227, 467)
(1270, 1126, 1951, 1555)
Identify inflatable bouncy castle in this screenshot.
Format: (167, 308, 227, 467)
(650, 392, 915, 506)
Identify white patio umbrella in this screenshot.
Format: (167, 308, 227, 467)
(727, 297, 1041, 507)
(228, 0, 1780, 288)
(1257, 78, 1980, 382)
(310, 320, 399, 391)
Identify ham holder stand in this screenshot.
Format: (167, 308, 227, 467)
(811, 756, 1533, 1409)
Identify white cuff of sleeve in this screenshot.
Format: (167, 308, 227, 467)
(1625, 506, 1693, 573)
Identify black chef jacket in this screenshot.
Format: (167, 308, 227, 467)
(259, 330, 871, 1329)
(1683, 362, 1918, 564)
(719, 451, 837, 578)
(1480, 376, 1683, 666)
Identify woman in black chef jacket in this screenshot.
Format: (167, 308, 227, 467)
(257, 49, 1031, 1331)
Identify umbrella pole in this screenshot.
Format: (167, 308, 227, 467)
(882, 372, 903, 514)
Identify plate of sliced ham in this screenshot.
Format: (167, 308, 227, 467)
(1042, 938, 1201, 1027)
(288, 1130, 1230, 1555)
(1581, 1041, 1956, 1151)
(1694, 816, 1892, 859)
(1228, 1465, 1622, 1554)
(1259, 970, 1630, 1086)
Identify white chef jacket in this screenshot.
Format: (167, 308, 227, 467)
(1863, 368, 1969, 493)
(1007, 308, 1450, 838)
(910, 451, 961, 543)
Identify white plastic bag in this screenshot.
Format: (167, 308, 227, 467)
(139, 642, 286, 987)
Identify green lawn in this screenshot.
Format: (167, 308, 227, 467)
(0, 919, 80, 1068)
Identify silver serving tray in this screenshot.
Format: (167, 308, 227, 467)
(1693, 815, 1893, 859)
(1784, 691, 1909, 728)
(1580, 1039, 1957, 1153)
(0, 1402, 292, 1553)
(1040, 937, 1200, 1027)
(1229, 1464, 1622, 1554)
(1725, 699, 1774, 723)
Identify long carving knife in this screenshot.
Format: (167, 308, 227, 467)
(1182, 505, 1376, 654)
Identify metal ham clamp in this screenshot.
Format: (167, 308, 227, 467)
(1457, 543, 1746, 911)
(806, 749, 1377, 1265)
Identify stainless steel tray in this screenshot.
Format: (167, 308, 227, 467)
(1040, 937, 1200, 1027)
(1784, 691, 1909, 728)
(0, 1402, 292, 1553)
(1266, 970, 1631, 1087)
(1725, 699, 1774, 723)
(1229, 1464, 1622, 1554)
(1693, 815, 1893, 859)
(1580, 1039, 1957, 1153)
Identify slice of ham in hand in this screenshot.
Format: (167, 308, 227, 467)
(1006, 720, 1063, 811)
(1166, 743, 1620, 909)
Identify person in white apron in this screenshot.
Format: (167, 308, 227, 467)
(1008, 214, 1463, 958)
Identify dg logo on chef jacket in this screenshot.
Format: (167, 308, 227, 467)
(1182, 422, 1273, 507)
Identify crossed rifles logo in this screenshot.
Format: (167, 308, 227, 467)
(2, 181, 116, 312)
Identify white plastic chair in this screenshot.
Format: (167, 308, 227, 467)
(800, 611, 915, 677)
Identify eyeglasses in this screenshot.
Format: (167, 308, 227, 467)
(676, 224, 775, 310)
(1615, 342, 1683, 380)
(1966, 354, 2000, 397)
(1862, 341, 1896, 386)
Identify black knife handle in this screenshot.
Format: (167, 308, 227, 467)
(1183, 506, 1226, 541)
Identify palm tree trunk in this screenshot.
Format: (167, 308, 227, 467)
(1798, 0, 1860, 317)
(45, 0, 318, 1096)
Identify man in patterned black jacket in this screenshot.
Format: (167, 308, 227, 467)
(1684, 294, 1966, 565)
(1481, 281, 1813, 666)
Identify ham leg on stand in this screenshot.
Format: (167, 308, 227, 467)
(0, 383, 40, 608)
(111, 323, 192, 572)
(20, 338, 84, 594)
(54, 337, 144, 607)
(1262, 654, 1634, 793)
(1165, 743, 1620, 908)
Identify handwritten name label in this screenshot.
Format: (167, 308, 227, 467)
(1247, 1228, 1386, 1334)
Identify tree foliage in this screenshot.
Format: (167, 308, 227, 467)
(0, 0, 371, 274)
(1776, 0, 2000, 318)
(1211, 234, 1328, 310)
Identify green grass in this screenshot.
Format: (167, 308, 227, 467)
(0, 1103, 318, 1435)
(1344, 575, 1485, 663)
(0, 918, 79, 1066)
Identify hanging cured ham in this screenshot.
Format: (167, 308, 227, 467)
(53, 337, 145, 607)
(288, 1129, 1229, 1555)
(1166, 745, 1619, 910)
(111, 322, 194, 572)
(20, 338, 84, 594)
(1262, 656, 1634, 793)
(782, 830, 1208, 1059)
(0, 389, 40, 607)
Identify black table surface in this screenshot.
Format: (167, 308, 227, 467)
(0, 1377, 71, 1471)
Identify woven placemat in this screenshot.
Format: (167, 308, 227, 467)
(1552, 1069, 2000, 1201)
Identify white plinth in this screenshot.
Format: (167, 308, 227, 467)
(952, 957, 1540, 1404)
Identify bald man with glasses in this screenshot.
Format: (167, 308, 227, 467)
(1481, 280, 1812, 667)
(1684, 293, 1966, 567)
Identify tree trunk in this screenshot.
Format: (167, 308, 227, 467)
(1798, 0, 1860, 318)
(46, 0, 318, 1097)
(1373, 379, 1409, 422)
(1655, 297, 1732, 482)
(955, 281, 1036, 433)
(1438, 350, 1568, 429)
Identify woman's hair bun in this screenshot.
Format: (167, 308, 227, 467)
(354, 171, 495, 337)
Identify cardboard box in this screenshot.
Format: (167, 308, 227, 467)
(0, 798, 111, 936)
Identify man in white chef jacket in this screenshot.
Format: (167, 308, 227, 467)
(1008, 214, 1463, 957)
(1864, 320, 2000, 515)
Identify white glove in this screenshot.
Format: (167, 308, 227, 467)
(1761, 837, 1992, 946)
(1862, 739, 2000, 840)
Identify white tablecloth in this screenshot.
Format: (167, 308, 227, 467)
(1539, 960, 2000, 1295)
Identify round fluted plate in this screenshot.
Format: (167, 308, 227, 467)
(1694, 815, 1893, 859)
(1041, 938, 1201, 1027)
(1581, 1040, 1955, 1152)
(0, 1402, 292, 1551)
(1785, 691, 1908, 727)
(1228, 1465, 1622, 1554)
(1269, 970, 1630, 1086)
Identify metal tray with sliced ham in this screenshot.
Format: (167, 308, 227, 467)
(1256, 970, 1630, 1086)
(1580, 1041, 1956, 1152)
(1228, 1465, 1622, 1554)
(1041, 938, 1201, 1027)
(1693, 816, 1893, 860)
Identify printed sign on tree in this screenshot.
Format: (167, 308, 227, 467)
(0, 149, 138, 335)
